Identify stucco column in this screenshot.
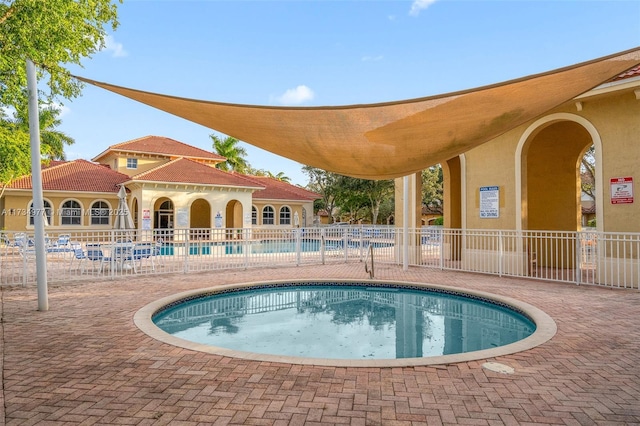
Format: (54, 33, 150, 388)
(394, 173, 422, 264)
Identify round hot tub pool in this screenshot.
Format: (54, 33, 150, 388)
(134, 280, 556, 367)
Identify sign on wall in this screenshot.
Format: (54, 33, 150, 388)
(142, 209, 151, 230)
(610, 176, 634, 204)
(480, 186, 500, 218)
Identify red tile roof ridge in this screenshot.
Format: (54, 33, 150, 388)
(130, 157, 180, 179)
(92, 135, 225, 162)
(6, 159, 130, 192)
(131, 157, 266, 188)
(242, 174, 320, 201)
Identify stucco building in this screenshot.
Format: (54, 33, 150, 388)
(0, 136, 320, 234)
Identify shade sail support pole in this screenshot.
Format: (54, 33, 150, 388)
(403, 175, 409, 271)
(27, 59, 49, 311)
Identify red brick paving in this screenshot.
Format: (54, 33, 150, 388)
(1, 263, 640, 425)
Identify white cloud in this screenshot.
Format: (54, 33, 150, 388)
(103, 35, 128, 58)
(362, 55, 384, 62)
(275, 85, 315, 105)
(409, 0, 438, 16)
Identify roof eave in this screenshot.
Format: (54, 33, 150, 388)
(132, 179, 264, 191)
(575, 75, 640, 100)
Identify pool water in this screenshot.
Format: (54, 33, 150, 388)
(153, 284, 535, 360)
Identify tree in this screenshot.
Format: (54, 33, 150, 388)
(421, 164, 443, 214)
(337, 176, 394, 224)
(9, 104, 74, 160)
(303, 166, 341, 222)
(272, 171, 291, 183)
(0, 0, 120, 181)
(0, 123, 30, 184)
(250, 168, 292, 183)
(1, 0, 121, 107)
(334, 176, 369, 223)
(581, 145, 595, 202)
(210, 134, 249, 172)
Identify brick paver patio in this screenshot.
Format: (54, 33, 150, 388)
(1, 263, 639, 425)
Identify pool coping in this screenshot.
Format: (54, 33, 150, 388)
(133, 279, 557, 368)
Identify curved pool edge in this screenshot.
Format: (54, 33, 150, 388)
(133, 279, 557, 368)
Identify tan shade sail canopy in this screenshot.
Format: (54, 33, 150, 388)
(76, 47, 640, 180)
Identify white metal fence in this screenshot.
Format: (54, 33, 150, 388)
(1, 227, 638, 289)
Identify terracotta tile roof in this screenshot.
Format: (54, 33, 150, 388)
(92, 135, 225, 162)
(610, 65, 640, 82)
(7, 160, 129, 193)
(133, 158, 264, 188)
(242, 175, 321, 201)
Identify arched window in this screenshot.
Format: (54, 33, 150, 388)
(29, 200, 53, 226)
(90, 201, 110, 225)
(279, 206, 291, 225)
(262, 206, 274, 225)
(251, 206, 257, 225)
(61, 200, 82, 225)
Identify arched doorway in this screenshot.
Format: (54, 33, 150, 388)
(518, 114, 599, 271)
(225, 200, 243, 239)
(154, 198, 174, 239)
(522, 121, 594, 232)
(442, 156, 464, 262)
(190, 199, 211, 239)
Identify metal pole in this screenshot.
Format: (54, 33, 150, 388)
(403, 175, 409, 271)
(26, 59, 48, 311)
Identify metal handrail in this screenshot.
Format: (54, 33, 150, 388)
(364, 242, 374, 279)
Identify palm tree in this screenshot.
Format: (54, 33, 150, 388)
(210, 134, 249, 172)
(11, 105, 74, 160)
(273, 171, 291, 183)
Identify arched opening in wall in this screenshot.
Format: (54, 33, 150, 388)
(421, 163, 444, 226)
(190, 199, 211, 240)
(154, 198, 174, 240)
(225, 200, 243, 239)
(442, 157, 462, 261)
(522, 120, 594, 271)
(580, 144, 597, 229)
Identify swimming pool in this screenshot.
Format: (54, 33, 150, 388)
(135, 280, 556, 367)
(160, 238, 393, 255)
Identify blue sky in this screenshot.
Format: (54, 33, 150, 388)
(57, 0, 640, 186)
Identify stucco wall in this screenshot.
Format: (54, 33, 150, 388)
(461, 86, 639, 233)
(579, 91, 640, 232)
(1, 191, 120, 231)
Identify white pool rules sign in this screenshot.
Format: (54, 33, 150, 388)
(480, 186, 500, 218)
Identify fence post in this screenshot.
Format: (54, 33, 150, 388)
(343, 228, 348, 263)
(109, 230, 115, 280)
(575, 231, 582, 285)
(439, 228, 444, 270)
(244, 228, 250, 269)
(22, 245, 28, 286)
(498, 230, 503, 277)
(321, 228, 326, 265)
(183, 229, 189, 274)
(295, 228, 302, 266)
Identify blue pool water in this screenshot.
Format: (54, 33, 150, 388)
(161, 239, 393, 255)
(153, 283, 535, 360)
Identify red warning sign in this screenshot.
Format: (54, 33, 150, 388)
(610, 177, 633, 204)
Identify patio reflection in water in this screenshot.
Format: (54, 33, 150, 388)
(153, 285, 535, 360)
